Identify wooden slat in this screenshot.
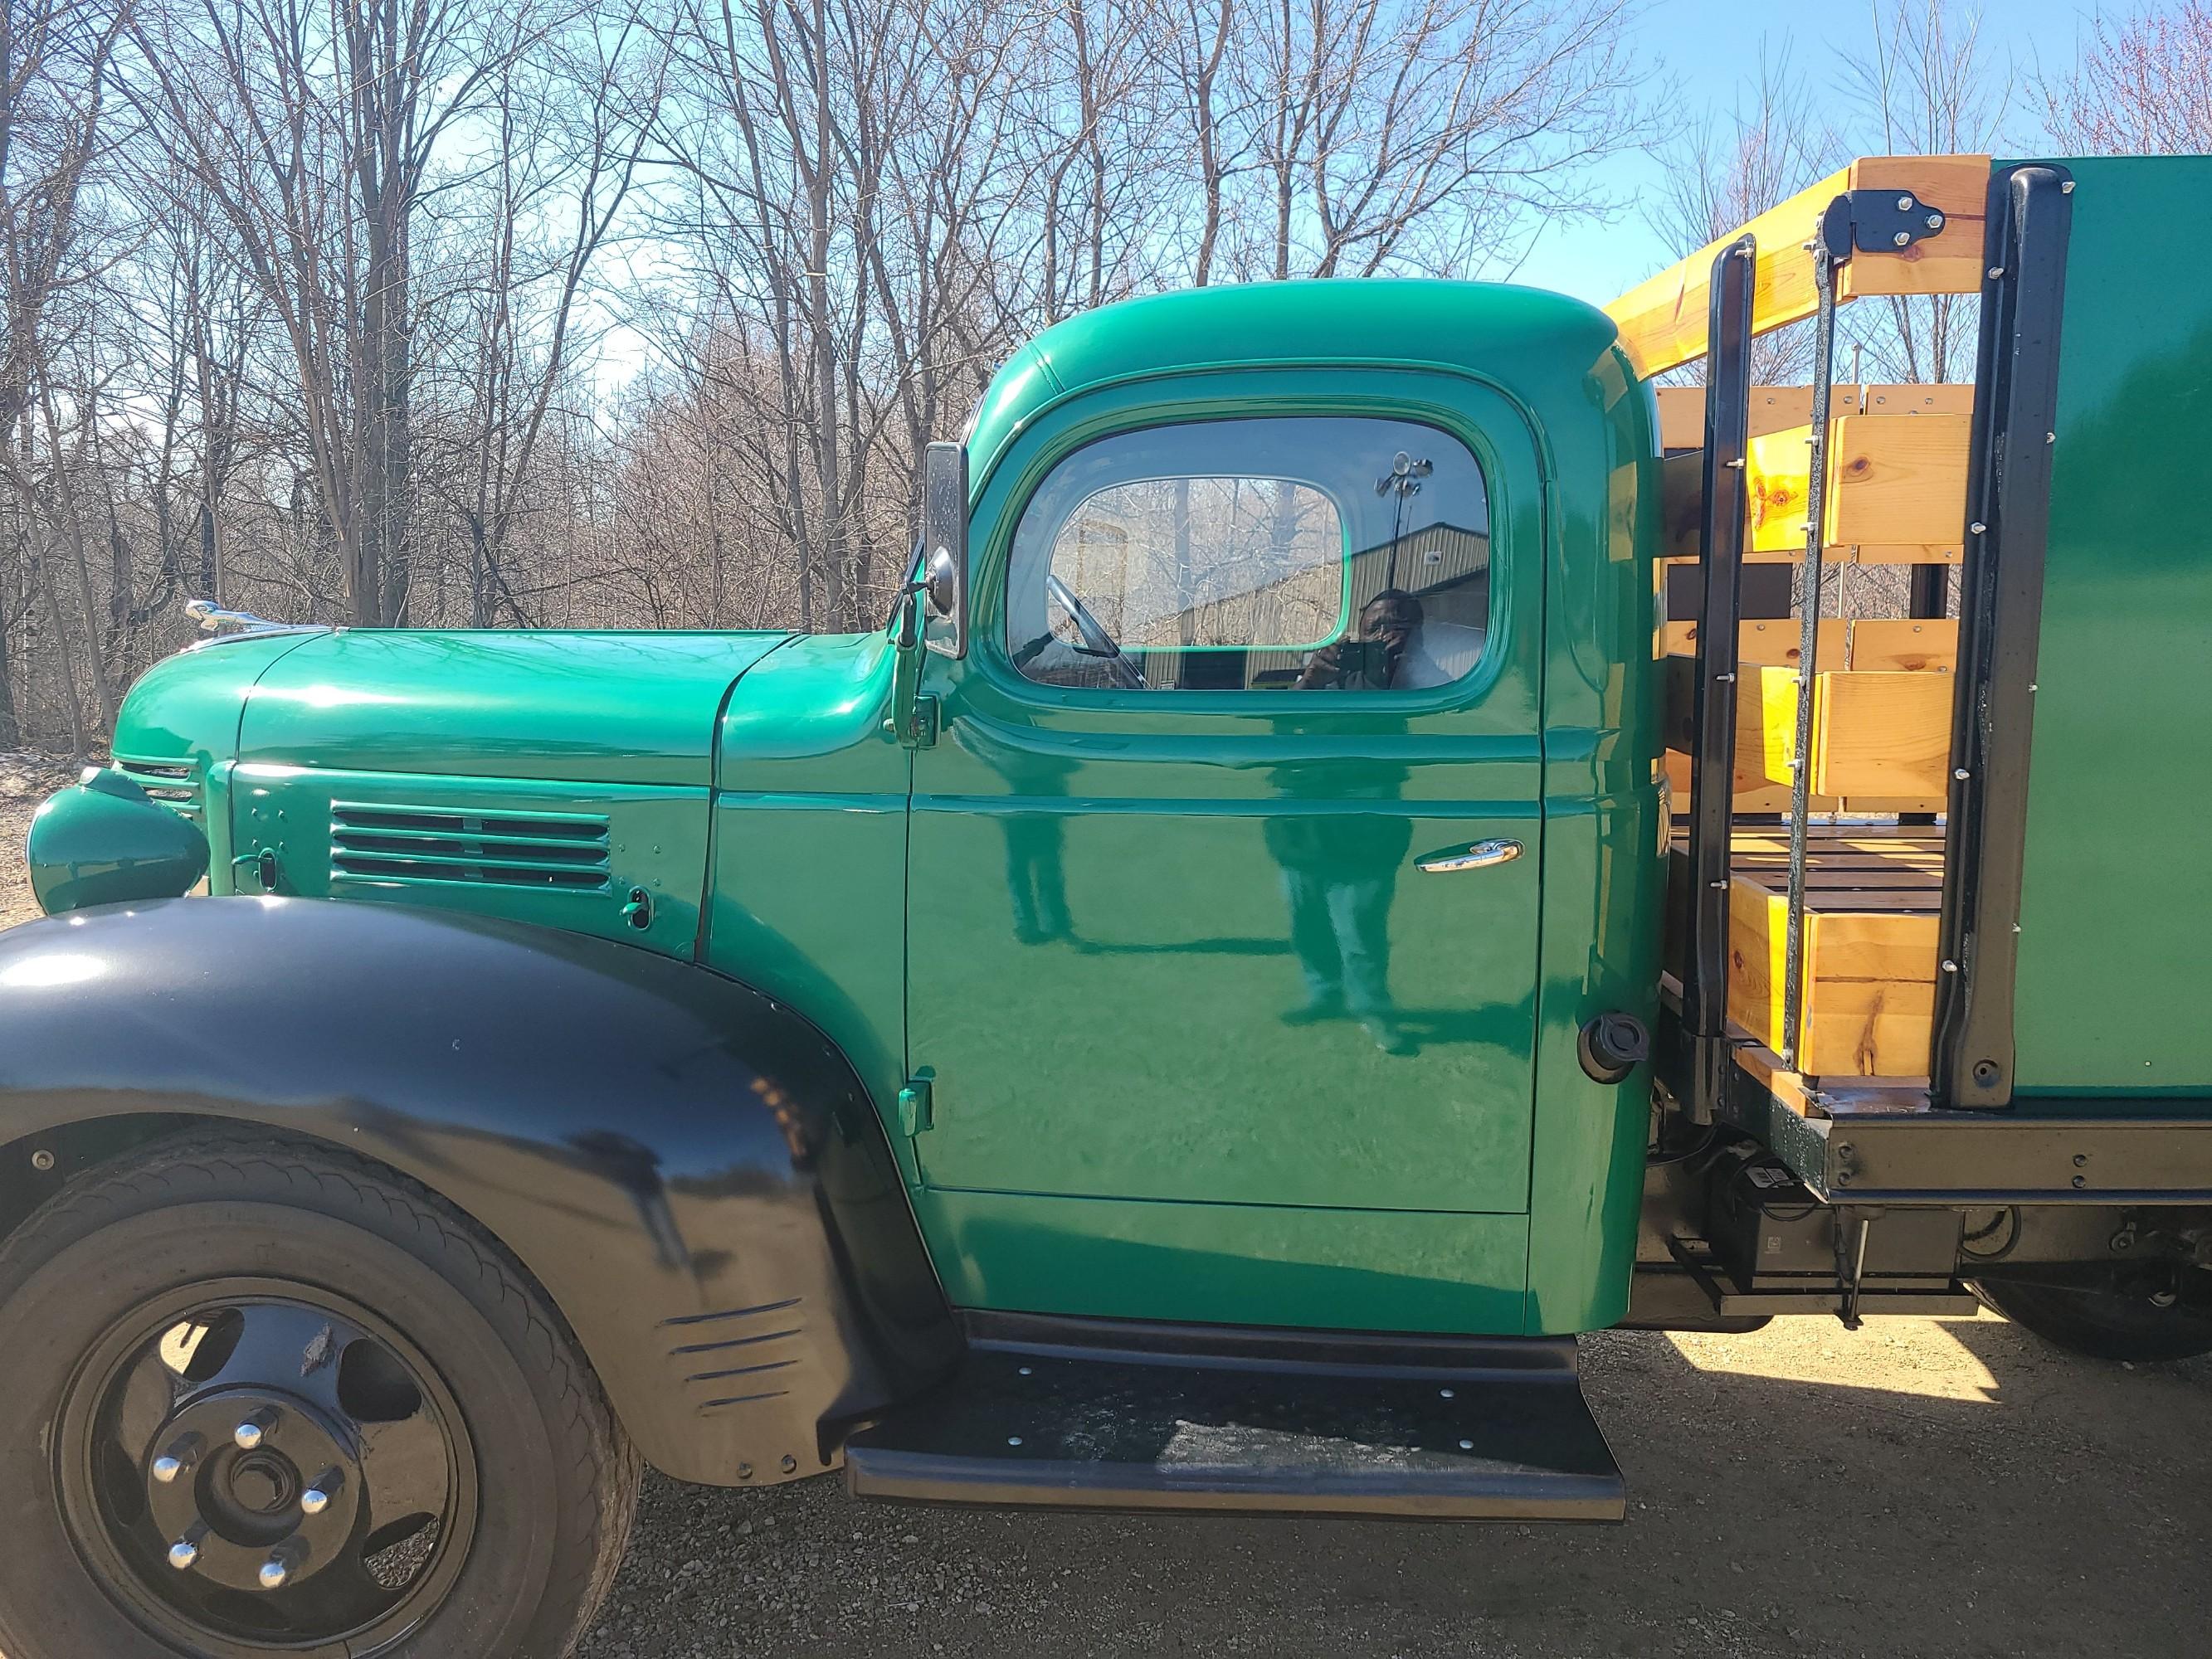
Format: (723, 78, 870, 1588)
(1661, 618, 1957, 672)
(1654, 385, 1860, 453)
(1847, 618, 1956, 672)
(1666, 830, 1945, 1078)
(1663, 747, 1837, 816)
(1849, 542, 1963, 565)
(1605, 155, 1990, 377)
(1862, 383, 1976, 416)
(1730, 1031, 1936, 1109)
(1826, 413, 1972, 546)
(1654, 383, 1971, 454)
(1839, 155, 1997, 299)
(1743, 413, 1971, 553)
(1660, 619, 1847, 668)
(1726, 868, 1940, 1078)
(1662, 654, 1955, 813)
(1662, 411, 1971, 562)
(1810, 671, 1955, 797)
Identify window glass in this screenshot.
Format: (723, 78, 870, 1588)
(1006, 416, 1490, 693)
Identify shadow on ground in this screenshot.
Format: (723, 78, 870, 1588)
(583, 1313, 2212, 1658)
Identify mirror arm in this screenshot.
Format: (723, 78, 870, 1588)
(893, 581, 923, 650)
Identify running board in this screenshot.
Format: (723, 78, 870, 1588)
(843, 1321, 1624, 1522)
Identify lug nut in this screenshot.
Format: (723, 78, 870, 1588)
(300, 1467, 343, 1515)
(234, 1407, 279, 1450)
(152, 1431, 205, 1485)
(258, 1543, 304, 1590)
(168, 1525, 207, 1571)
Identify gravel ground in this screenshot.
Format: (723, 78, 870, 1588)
(4, 755, 2209, 1657)
(0, 753, 77, 924)
(582, 1316, 2212, 1659)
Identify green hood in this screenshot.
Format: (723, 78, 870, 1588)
(231, 630, 790, 786)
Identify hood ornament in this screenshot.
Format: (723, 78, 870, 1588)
(186, 598, 290, 635)
(182, 598, 325, 650)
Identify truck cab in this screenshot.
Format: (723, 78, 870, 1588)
(0, 153, 2205, 1659)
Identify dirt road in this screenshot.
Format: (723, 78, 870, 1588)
(4, 758, 2208, 1657)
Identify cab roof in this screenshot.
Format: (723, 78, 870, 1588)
(965, 278, 1630, 481)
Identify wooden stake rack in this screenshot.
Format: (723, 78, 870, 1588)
(1611, 157, 1990, 1102)
(1667, 827, 1941, 1079)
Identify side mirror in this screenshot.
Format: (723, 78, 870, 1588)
(919, 440, 968, 659)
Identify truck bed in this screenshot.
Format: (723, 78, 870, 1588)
(1630, 154, 2212, 1112)
(1668, 825, 1939, 1078)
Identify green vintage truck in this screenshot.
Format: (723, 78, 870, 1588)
(1, 153, 2205, 1657)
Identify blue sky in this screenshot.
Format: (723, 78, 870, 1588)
(1512, 0, 2102, 305)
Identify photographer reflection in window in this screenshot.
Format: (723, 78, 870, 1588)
(1294, 588, 1482, 692)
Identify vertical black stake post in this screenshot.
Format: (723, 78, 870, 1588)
(1684, 236, 1757, 1126)
(1781, 204, 1855, 1070)
(1932, 165, 2073, 1107)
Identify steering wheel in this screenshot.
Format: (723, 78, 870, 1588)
(1045, 573, 1147, 689)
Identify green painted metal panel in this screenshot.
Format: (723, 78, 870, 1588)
(112, 631, 327, 888)
(918, 1190, 1530, 1334)
(912, 367, 1547, 1227)
(707, 632, 916, 1146)
(238, 630, 785, 786)
(227, 765, 713, 959)
(2013, 155, 2212, 1097)
(114, 632, 325, 768)
(1527, 338, 1663, 1333)
(910, 280, 1660, 1332)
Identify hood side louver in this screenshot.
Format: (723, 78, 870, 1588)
(329, 802, 611, 893)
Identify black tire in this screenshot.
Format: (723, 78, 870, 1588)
(0, 1132, 641, 1659)
(1975, 1273, 2212, 1364)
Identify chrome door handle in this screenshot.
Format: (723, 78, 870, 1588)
(1416, 839, 1523, 873)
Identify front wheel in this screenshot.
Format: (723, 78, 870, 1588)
(1975, 1270, 2212, 1364)
(0, 1134, 640, 1658)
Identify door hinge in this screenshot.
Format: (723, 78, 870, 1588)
(886, 692, 939, 749)
(897, 1076, 934, 1136)
(904, 693, 939, 748)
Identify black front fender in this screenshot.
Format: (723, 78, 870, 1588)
(0, 897, 958, 1485)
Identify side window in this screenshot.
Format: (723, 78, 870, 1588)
(1005, 416, 1490, 693)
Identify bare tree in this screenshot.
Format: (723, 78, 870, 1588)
(1844, 0, 2015, 384)
(1219, 0, 1651, 281)
(1647, 45, 1840, 384)
(423, 16, 658, 625)
(2041, 2, 2212, 154)
(0, 0, 1664, 747)
(128, 0, 534, 625)
(0, 0, 131, 753)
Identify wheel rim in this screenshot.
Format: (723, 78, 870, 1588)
(56, 1277, 479, 1653)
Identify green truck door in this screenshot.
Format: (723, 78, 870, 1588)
(908, 381, 1547, 1228)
